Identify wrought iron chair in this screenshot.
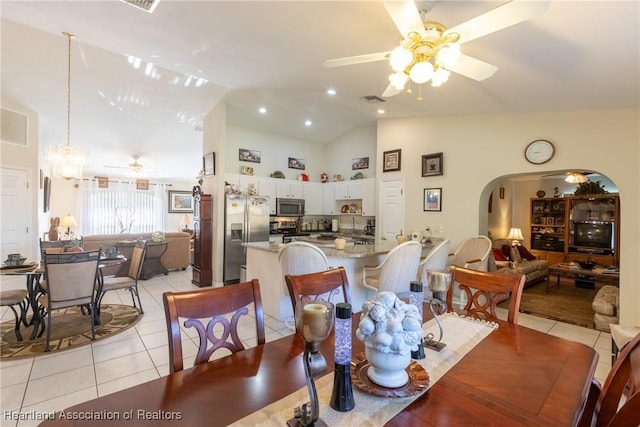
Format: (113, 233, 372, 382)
(162, 279, 265, 373)
(446, 265, 525, 324)
(0, 290, 29, 341)
(38, 249, 101, 351)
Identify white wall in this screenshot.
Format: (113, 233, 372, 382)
(377, 108, 640, 326)
(325, 126, 377, 180)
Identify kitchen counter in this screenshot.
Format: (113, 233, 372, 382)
(245, 240, 438, 321)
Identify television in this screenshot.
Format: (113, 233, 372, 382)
(572, 221, 614, 251)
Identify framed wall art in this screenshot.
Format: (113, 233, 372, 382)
(421, 152, 443, 177)
(288, 157, 305, 170)
(136, 179, 149, 190)
(239, 148, 261, 163)
(168, 190, 194, 213)
(383, 149, 401, 172)
(424, 188, 442, 212)
(204, 152, 215, 176)
(352, 157, 369, 170)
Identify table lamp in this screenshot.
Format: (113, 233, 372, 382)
(288, 299, 334, 427)
(179, 214, 192, 232)
(59, 213, 78, 239)
(507, 227, 524, 246)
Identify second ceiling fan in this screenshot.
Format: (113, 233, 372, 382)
(323, 0, 550, 99)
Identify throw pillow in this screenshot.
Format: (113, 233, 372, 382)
(492, 248, 508, 261)
(510, 246, 523, 264)
(517, 245, 537, 261)
(501, 244, 511, 260)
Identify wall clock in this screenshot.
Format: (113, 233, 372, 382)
(524, 139, 555, 165)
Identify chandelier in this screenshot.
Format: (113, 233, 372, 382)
(387, 22, 461, 100)
(48, 32, 86, 180)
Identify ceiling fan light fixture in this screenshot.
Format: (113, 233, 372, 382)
(390, 46, 413, 72)
(431, 67, 450, 87)
(409, 60, 434, 84)
(388, 72, 409, 90)
(565, 172, 587, 184)
(436, 43, 461, 69)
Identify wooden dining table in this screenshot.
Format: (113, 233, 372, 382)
(39, 308, 598, 427)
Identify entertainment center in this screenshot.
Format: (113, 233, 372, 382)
(529, 194, 620, 268)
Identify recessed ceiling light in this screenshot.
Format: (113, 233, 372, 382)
(258, 107, 267, 114)
(377, 109, 386, 114)
(326, 88, 337, 96)
(304, 120, 312, 127)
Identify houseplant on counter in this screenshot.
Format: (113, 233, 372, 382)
(574, 180, 608, 196)
(356, 292, 423, 388)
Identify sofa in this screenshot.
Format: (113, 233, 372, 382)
(592, 285, 619, 332)
(82, 232, 191, 276)
(488, 238, 549, 287)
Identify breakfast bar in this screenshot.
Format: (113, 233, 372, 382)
(245, 241, 434, 321)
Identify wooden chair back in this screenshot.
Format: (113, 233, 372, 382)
(162, 279, 265, 374)
(578, 332, 640, 427)
(284, 267, 352, 321)
(446, 265, 525, 324)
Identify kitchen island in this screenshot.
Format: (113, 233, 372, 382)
(244, 240, 435, 321)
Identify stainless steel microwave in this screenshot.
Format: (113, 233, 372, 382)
(276, 198, 305, 217)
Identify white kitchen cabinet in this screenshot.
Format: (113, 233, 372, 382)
(260, 179, 277, 214)
(334, 181, 362, 200)
(304, 183, 323, 215)
(361, 178, 376, 216)
(276, 181, 304, 199)
(322, 184, 336, 215)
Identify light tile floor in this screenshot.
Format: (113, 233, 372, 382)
(0, 268, 612, 427)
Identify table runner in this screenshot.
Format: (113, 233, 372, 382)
(229, 313, 498, 427)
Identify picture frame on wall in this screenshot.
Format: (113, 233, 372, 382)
(424, 188, 442, 212)
(43, 176, 51, 213)
(288, 157, 306, 170)
(168, 190, 194, 213)
(239, 148, 261, 163)
(203, 152, 215, 176)
(421, 152, 443, 177)
(352, 157, 369, 170)
(383, 149, 401, 172)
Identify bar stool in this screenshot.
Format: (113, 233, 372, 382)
(0, 290, 29, 341)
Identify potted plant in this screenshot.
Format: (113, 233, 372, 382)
(356, 292, 423, 388)
(574, 180, 608, 196)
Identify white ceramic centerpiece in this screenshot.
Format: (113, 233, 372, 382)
(356, 292, 423, 388)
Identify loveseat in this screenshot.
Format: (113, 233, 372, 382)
(82, 232, 191, 276)
(488, 238, 549, 287)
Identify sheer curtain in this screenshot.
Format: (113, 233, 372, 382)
(77, 180, 167, 235)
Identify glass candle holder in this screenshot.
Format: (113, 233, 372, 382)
(330, 303, 355, 412)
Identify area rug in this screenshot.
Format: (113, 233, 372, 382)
(509, 279, 600, 329)
(0, 304, 142, 359)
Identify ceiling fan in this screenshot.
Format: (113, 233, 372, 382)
(542, 171, 595, 183)
(105, 155, 149, 177)
(323, 0, 550, 99)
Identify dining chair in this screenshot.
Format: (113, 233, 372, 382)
(447, 236, 492, 271)
(578, 331, 640, 427)
(417, 239, 451, 300)
(284, 267, 352, 321)
(162, 279, 265, 374)
(38, 249, 101, 351)
(0, 290, 29, 341)
(362, 240, 422, 294)
(279, 241, 330, 328)
(96, 240, 147, 315)
(446, 265, 525, 324)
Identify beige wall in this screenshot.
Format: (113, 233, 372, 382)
(377, 108, 639, 326)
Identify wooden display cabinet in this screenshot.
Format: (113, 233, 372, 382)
(192, 185, 212, 287)
(529, 197, 567, 256)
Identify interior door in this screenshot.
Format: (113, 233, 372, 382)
(1, 167, 30, 261)
(380, 179, 404, 242)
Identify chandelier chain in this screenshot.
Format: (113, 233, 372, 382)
(64, 32, 74, 149)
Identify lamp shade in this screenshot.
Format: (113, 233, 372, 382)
(507, 227, 524, 242)
(180, 214, 192, 227)
(60, 214, 78, 228)
(565, 173, 587, 184)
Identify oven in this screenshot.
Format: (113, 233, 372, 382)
(276, 198, 305, 217)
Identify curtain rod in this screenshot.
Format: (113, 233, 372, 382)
(81, 178, 173, 187)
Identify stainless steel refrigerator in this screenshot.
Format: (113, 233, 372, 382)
(223, 193, 270, 284)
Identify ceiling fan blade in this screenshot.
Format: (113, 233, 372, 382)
(449, 54, 498, 81)
(445, 0, 550, 45)
(104, 165, 128, 169)
(382, 82, 403, 98)
(383, 0, 426, 38)
(323, 51, 390, 68)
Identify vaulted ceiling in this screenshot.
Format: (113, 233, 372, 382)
(2, 1, 638, 181)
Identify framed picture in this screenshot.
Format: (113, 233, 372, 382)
(424, 188, 442, 212)
(555, 217, 564, 225)
(239, 148, 261, 163)
(96, 176, 109, 188)
(204, 152, 215, 176)
(352, 157, 369, 170)
(136, 179, 149, 190)
(168, 190, 193, 213)
(421, 152, 443, 177)
(288, 157, 305, 170)
(383, 149, 401, 172)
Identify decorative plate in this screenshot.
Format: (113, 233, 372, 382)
(350, 352, 429, 398)
(1, 262, 37, 272)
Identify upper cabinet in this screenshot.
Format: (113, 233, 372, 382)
(361, 178, 375, 216)
(276, 181, 304, 199)
(304, 183, 323, 215)
(334, 181, 362, 200)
